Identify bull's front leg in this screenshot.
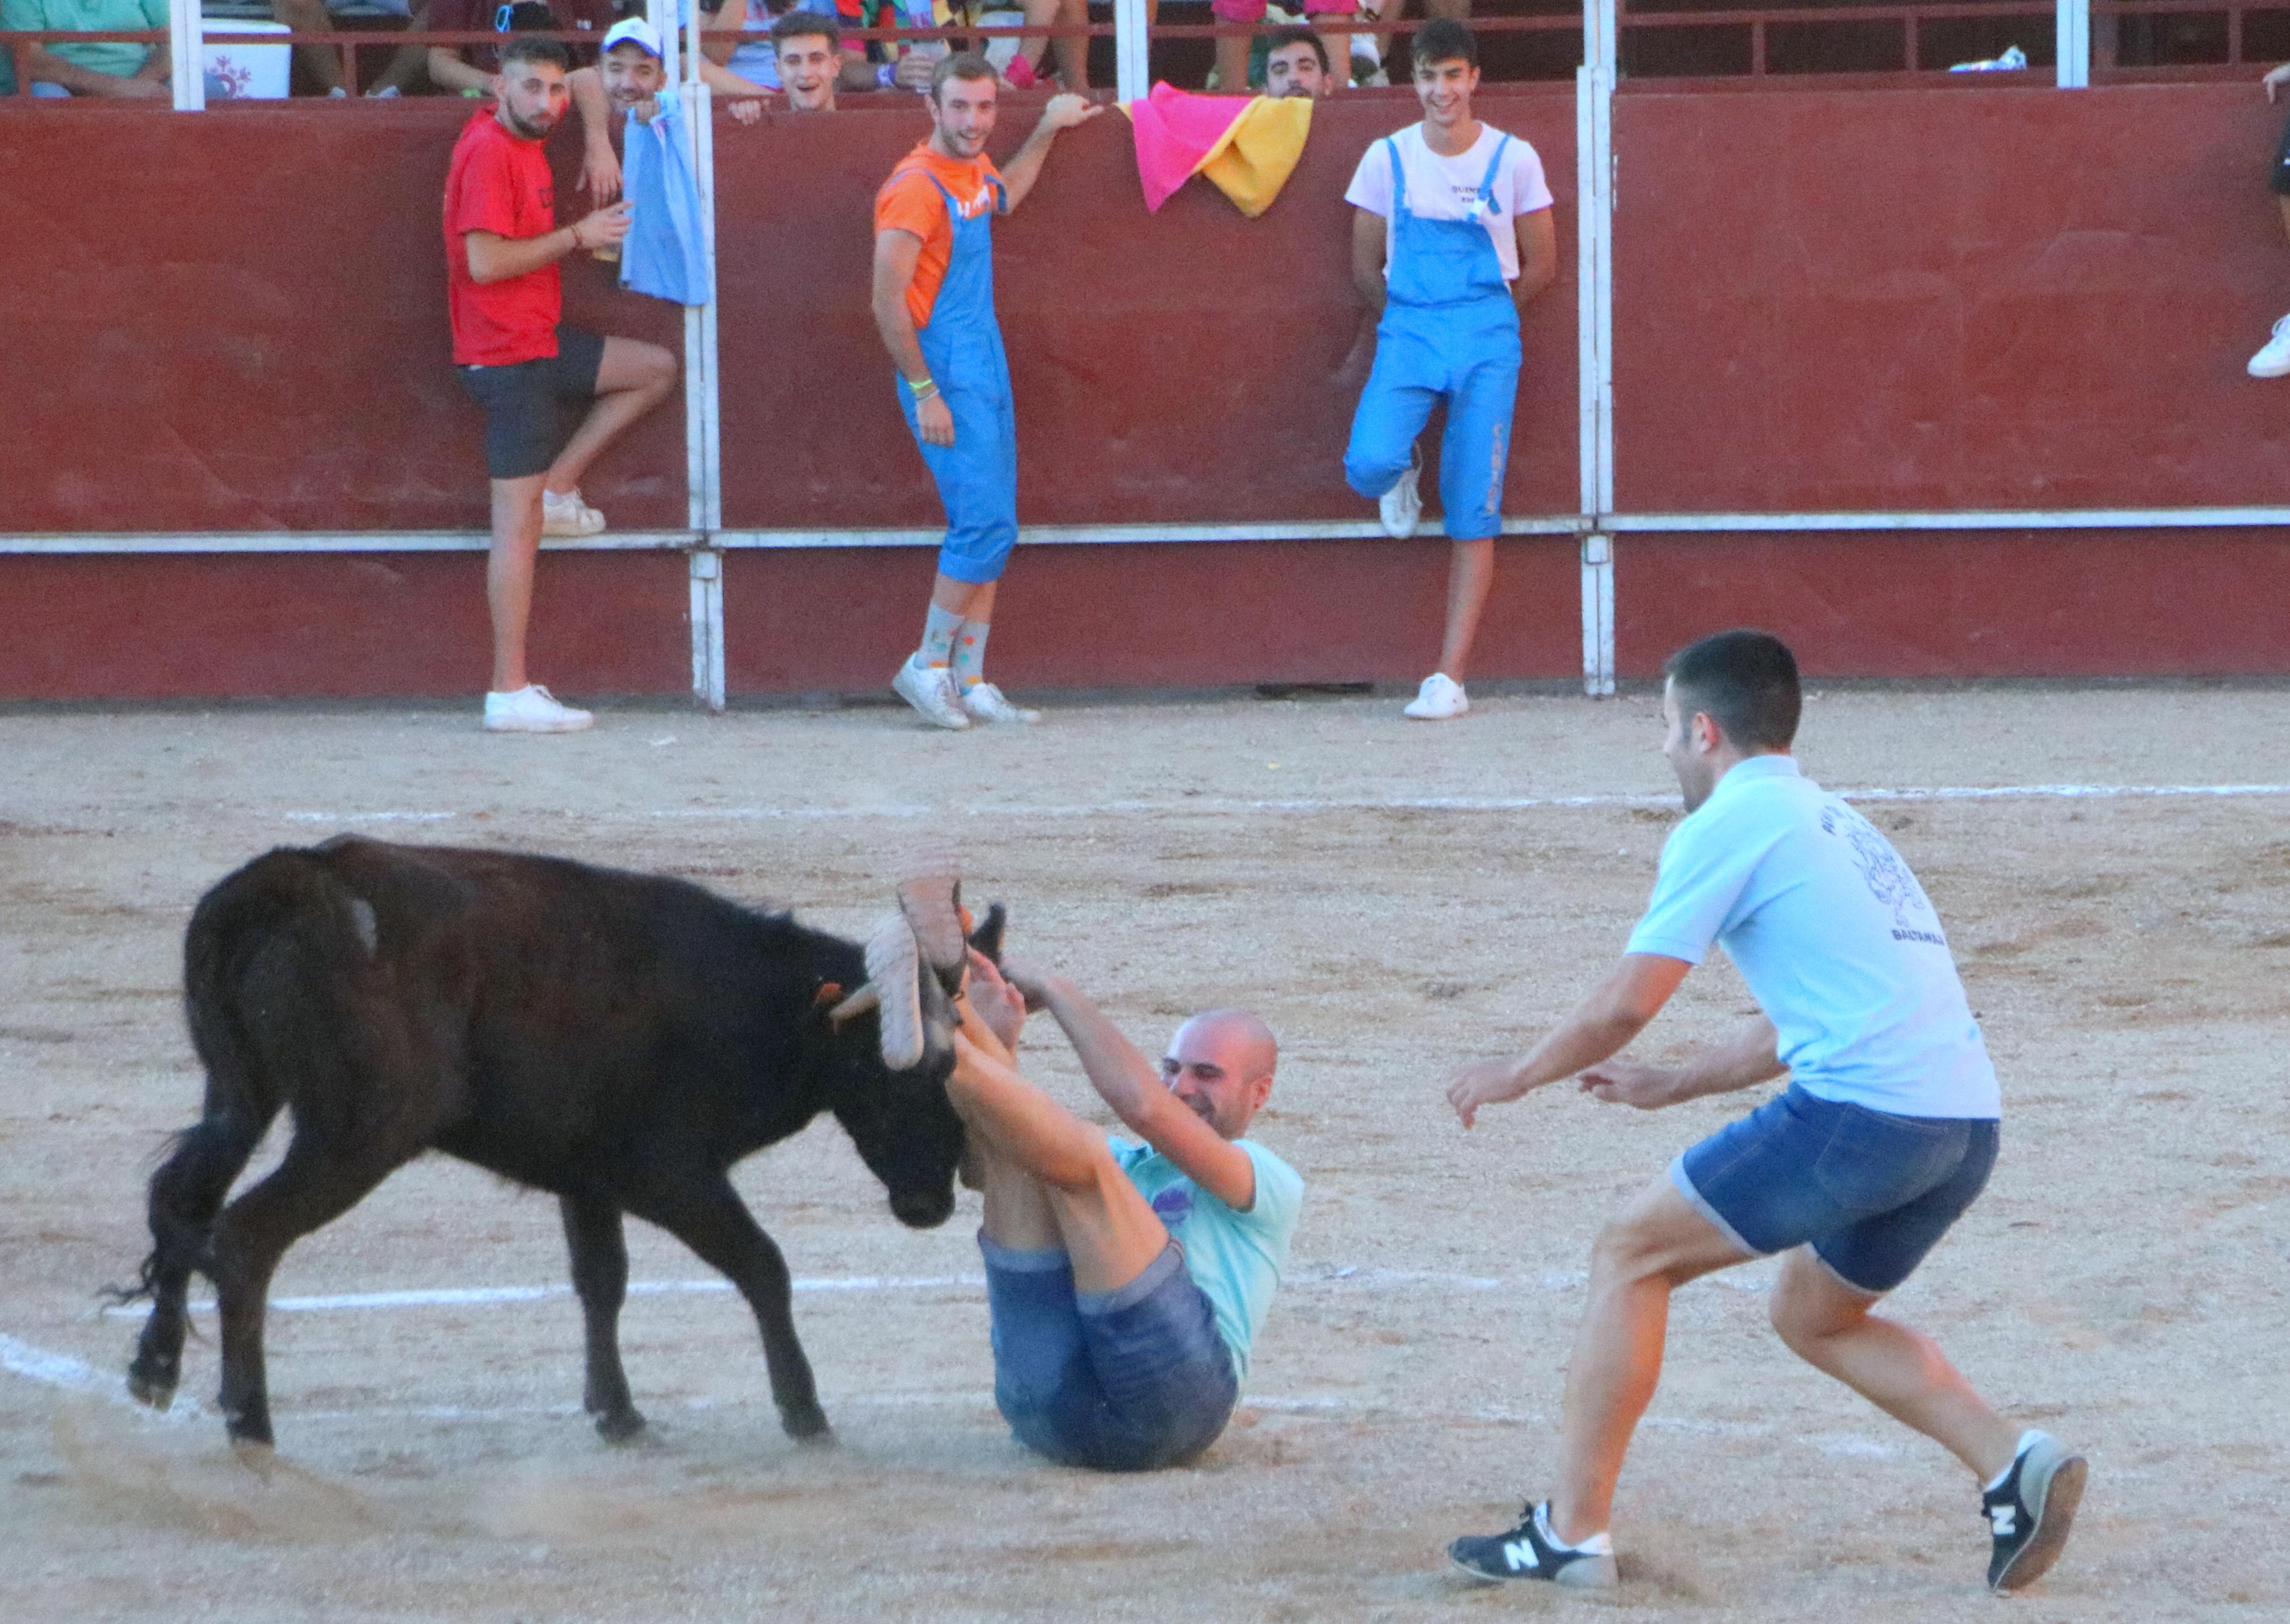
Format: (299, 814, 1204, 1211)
(558, 1194, 645, 1442)
(631, 1178, 831, 1444)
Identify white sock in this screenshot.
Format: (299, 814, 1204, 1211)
(1535, 1502, 1613, 1556)
(951, 621, 991, 689)
(1985, 1430, 2044, 1494)
(918, 603, 963, 668)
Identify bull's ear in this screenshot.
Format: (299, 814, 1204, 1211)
(967, 902, 1006, 964)
(862, 912, 927, 1071)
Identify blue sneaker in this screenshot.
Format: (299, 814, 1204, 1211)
(1984, 1431, 2087, 1592)
(1448, 1501, 1617, 1588)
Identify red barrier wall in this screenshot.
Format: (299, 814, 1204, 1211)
(711, 91, 1579, 530)
(1615, 528, 2290, 676)
(1611, 81, 2290, 512)
(0, 104, 684, 534)
(720, 537, 1584, 692)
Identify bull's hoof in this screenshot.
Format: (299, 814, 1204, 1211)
(779, 1405, 834, 1446)
(593, 1408, 647, 1444)
(126, 1369, 177, 1412)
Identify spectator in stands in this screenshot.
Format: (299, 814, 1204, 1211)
(1212, 1, 1350, 97)
(873, 57, 1101, 728)
(572, 10, 771, 202)
(428, 0, 616, 98)
(772, 10, 850, 108)
(1342, 18, 1556, 721)
(443, 35, 679, 732)
(271, 0, 427, 96)
(0, 0, 168, 97)
(1261, 23, 1332, 95)
(2251, 62, 2290, 376)
(1008, 0, 1086, 91)
(710, 0, 916, 95)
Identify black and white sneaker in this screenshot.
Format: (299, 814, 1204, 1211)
(1448, 1500, 1618, 1588)
(1984, 1431, 2087, 1592)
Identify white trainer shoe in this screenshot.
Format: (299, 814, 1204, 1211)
(541, 487, 607, 537)
(1379, 448, 1423, 539)
(2251, 313, 2290, 378)
(892, 656, 971, 730)
(960, 681, 1040, 725)
(1402, 672, 1469, 720)
(483, 684, 594, 733)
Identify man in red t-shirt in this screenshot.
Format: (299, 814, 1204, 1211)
(443, 35, 677, 735)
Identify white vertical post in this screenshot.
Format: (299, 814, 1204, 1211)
(1114, 0, 1149, 103)
(2055, 0, 2089, 87)
(650, 0, 681, 87)
(689, 549, 727, 711)
(169, 0, 204, 109)
(1580, 532, 1615, 697)
(1576, 0, 1617, 694)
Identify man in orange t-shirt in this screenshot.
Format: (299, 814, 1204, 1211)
(869, 56, 1100, 730)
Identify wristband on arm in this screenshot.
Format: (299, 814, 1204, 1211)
(907, 376, 939, 402)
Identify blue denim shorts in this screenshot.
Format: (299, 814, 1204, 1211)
(980, 1234, 1239, 1472)
(1673, 1084, 1999, 1293)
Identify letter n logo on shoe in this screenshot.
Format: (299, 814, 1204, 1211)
(1503, 1539, 1540, 1572)
(1989, 1505, 2016, 1537)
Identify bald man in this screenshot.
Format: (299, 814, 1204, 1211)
(949, 956, 1303, 1470)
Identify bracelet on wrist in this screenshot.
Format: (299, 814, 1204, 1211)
(876, 61, 896, 89)
(907, 376, 938, 401)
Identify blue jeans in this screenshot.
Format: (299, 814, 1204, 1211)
(1673, 1084, 1999, 1293)
(981, 1235, 1238, 1471)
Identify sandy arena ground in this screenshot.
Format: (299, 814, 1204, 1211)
(1, 685, 2284, 1623)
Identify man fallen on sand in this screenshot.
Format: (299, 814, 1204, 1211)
(946, 954, 1302, 1469)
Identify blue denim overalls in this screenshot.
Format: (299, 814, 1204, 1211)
(1342, 131, 1525, 541)
(894, 165, 1020, 585)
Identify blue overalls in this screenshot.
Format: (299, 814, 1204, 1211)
(894, 168, 1020, 585)
(1344, 133, 1523, 542)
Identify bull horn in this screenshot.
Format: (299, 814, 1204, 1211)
(861, 910, 927, 1071)
(897, 871, 967, 980)
(826, 983, 880, 1028)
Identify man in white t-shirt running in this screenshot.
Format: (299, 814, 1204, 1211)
(1440, 629, 2086, 1595)
(947, 953, 1303, 1469)
(1342, 19, 1558, 722)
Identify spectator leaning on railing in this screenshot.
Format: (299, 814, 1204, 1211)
(0, 0, 167, 97)
(428, 0, 615, 97)
(1212, 0, 1349, 100)
(771, 10, 848, 109)
(1261, 23, 1332, 96)
(443, 34, 679, 734)
(570, 5, 773, 203)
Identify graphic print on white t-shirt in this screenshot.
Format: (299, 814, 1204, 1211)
(1342, 123, 1555, 283)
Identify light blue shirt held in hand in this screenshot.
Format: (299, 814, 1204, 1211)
(1625, 755, 2002, 1120)
(1110, 1136, 1303, 1383)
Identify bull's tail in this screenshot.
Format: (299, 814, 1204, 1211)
(120, 850, 371, 1405)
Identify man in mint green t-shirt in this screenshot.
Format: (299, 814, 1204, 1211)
(946, 954, 1303, 1470)
(1, 0, 170, 96)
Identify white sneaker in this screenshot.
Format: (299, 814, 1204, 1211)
(960, 680, 1040, 725)
(892, 656, 971, 730)
(483, 684, 594, 733)
(541, 488, 607, 538)
(1402, 672, 1469, 720)
(1379, 448, 1423, 539)
(2251, 313, 2290, 378)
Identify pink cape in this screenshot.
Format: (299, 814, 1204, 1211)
(1124, 81, 1255, 212)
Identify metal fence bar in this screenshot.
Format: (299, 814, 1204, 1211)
(2058, 0, 2090, 84)
(1114, 0, 1149, 101)
(167, 0, 202, 110)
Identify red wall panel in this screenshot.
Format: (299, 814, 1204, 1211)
(0, 551, 688, 700)
(711, 91, 1579, 531)
(1615, 528, 2290, 676)
(1611, 82, 2290, 513)
(722, 538, 1583, 690)
(0, 104, 684, 535)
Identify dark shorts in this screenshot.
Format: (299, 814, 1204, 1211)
(455, 326, 606, 479)
(981, 1234, 1239, 1472)
(2272, 112, 2290, 197)
(1673, 1083, 1999, 1294)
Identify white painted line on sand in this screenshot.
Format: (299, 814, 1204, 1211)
(279, 782, 2290, 827)
(0, 1332, 202, 1421)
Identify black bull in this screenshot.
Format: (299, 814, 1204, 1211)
(119, 837, 997, 1451)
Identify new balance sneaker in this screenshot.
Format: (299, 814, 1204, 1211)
(2251, 313, 2290, 378)
(1379, 448, 1423, 539)
(960, 681, 1040, 725)
(892, 655, 971, 730)
(1403, 672, 1469, 720)
(541, 487, 607, 538)
(483, 684, 594, 733)
(1984, 1431, 2087, 1592)
(1449, 1501, 1617, 1588)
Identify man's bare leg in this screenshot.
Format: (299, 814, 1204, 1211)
(543, 338, 677, 500)
(1547, 1177, 1752, 1545)
(1436, 536, 1495, 681)
(1768, 1249, 2022, 1482)
(487, 472, 547, 693)
(949, 1034, 1167, 1294)
(931, 574, 996, 625)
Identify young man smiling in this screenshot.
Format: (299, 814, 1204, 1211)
(1342, 19, 1556, 722)
(871, 57, 1099, 730)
